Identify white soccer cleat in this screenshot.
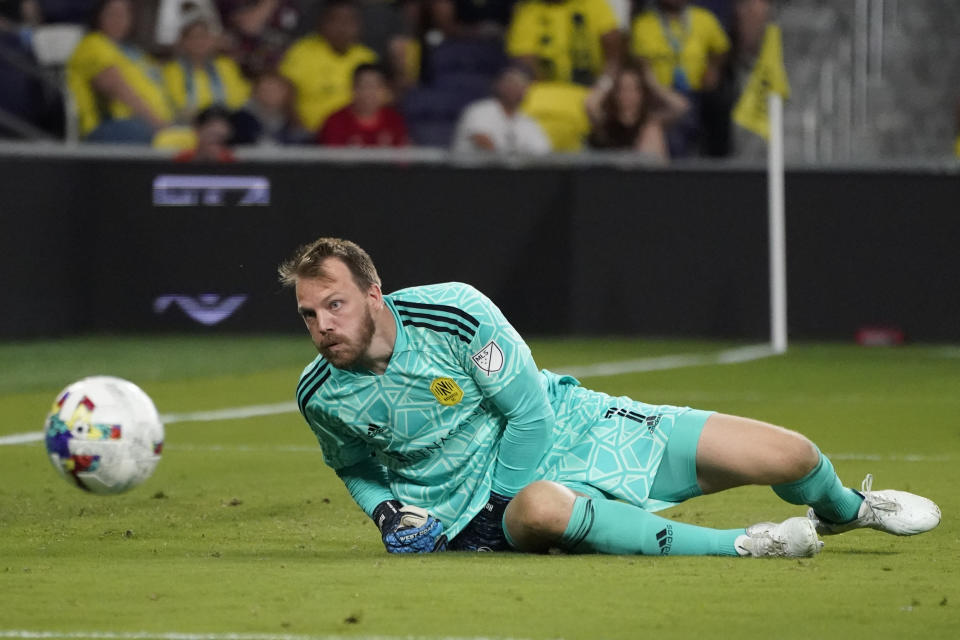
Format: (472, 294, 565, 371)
(736, 517, 824, 558)
(807, 473, 941, 536)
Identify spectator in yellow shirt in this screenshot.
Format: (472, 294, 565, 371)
(631, 0, 729, 156)
(162, 12, 251, 124)
(506, 0, 623, 87)
(279, 0, 377, 133)
(631, 0, 730, 93)
(67, 0, 174, 143)
(521, 81, 591, 152)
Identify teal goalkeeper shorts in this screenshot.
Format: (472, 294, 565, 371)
(647, 408, 710, 503)
(540, 371, 713, 511)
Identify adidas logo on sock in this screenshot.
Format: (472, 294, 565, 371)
(656, 525, 673, 555)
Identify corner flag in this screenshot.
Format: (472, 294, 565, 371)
(732, 24, 790, 140)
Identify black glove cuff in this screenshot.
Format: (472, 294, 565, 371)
(372, 499, 403, 534)
(488, 491, 511, 508)
(480, 491, 511, 524)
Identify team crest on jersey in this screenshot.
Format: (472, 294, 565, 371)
(471, 340, 504, 375)
(430, 377, 464, 406)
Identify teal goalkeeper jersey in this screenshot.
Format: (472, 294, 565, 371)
(296, 282, 555, 538)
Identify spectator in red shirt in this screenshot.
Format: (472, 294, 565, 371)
(316, 63, 409, 147)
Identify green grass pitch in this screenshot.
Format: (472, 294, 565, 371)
(1, 336, 958, 639)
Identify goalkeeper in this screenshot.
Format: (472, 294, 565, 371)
(280, 237, 940, 557)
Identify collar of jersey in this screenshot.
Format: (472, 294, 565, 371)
(384, 295, 407, 358)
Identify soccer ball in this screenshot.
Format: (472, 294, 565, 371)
(44, 376, 164, 494)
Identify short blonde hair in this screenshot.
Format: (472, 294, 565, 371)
(278, 237, 381, 290)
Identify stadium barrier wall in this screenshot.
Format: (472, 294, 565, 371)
(2, 155, 958, 341)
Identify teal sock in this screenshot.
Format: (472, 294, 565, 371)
(772, 452, 863, 523)
(559, 496, 744, 556)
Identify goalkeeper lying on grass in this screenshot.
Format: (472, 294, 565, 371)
(279, 237, 940, 557)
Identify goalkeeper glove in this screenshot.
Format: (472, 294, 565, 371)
(373, 500, 448, 554)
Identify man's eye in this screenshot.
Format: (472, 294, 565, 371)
(330, 301, 342, 310)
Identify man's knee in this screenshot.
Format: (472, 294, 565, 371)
(775, 431, 820, 482)
(504, 481, 577, 552)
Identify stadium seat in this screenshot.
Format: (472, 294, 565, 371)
(31, 24, 86, 66)
(30, 23, 85, 141)
(403, 37, 504, 148)
(427, 38, 506, 79)
(401, 86, 476, 147)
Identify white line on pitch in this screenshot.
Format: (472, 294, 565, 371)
(553, 344, 775, 378)
(0, 632, 531, 640)
(0, 344, 775, 448)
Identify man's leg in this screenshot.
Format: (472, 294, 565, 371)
(695, 413, 940, 535)
(503, 481, 820, 558)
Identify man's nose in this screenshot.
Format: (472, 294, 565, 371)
(315, 310, 334, 332)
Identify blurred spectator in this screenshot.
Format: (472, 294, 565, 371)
(630, 0, 730, 157)
(0, 1, 41, 29)
(66, 0, 173, 143)
(217, 0, 302, 78)
(153, 0, 222, 51)
(585, 59, 688, 160)
(229, 70, 309, 144)
(403, 0, 506, 87)
(162, 11, 250, 122)
(454, 0, 515, 34)
(520, 80, 590, 151)
(631, 0, 729, 93)
(410, 0, 467, 87)
(301, 0, 411, 73)
(451, 63, 550, 154)
(316, 62, 408, 146)
(279, 0, 376, 133)
(506, 0, 622, 86)
(398, 0, 506, 146)
(702, 0, 786, 158)
(173, 104, 236, 160)
(0, 2, 58, 139)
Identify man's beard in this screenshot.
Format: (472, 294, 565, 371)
(316, 307, 376, 369)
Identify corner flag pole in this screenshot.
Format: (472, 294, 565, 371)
(767, 92, 788, 354)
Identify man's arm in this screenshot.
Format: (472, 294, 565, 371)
(305, 405, 447, 554)
(91, 66, 169, 130)
(455, 285, 556, 501)
(448, 285, 557, 543)
(335, 455, 395, 517)
(487, 359, 556, 497)
(337, 456, 447, 553)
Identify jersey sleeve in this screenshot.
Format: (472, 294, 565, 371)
(454, 284, 533, 396)
(297, 364, 395, 516)
(301, 401, 372, 470)
(454, 285, 556, 495)
(277, 38, 308, 86)
(703, 10, 731, 55)
(336, 457, 396, 517)
(69, 33, 121, 80)
(506, 2, 539, 57)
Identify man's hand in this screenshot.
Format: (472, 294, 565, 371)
(373, 500, 447, 553)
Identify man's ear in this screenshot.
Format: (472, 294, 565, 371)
(368, 283, 384, 307)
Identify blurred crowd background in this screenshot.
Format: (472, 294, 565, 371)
(0, 0, 957, 163)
